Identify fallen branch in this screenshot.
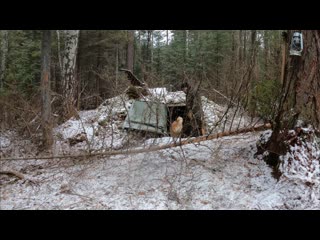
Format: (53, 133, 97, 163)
(0, 123, 272, 161)
(0, 168, 38, 184)
(0, 169, 25, 180)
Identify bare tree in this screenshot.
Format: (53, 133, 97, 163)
(60, 30, 80, 119)
(127, 30, 134, 72)
(0, 30, 8, 89)
(184, 78, 206, 137)
(40, 30, 53, 149)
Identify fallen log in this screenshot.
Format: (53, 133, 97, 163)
(0, 123, 272, 161)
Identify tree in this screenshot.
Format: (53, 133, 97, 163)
(2, 31, 42, 95)
(60, 30, 80, 119)
(184, 78, 206, 137)
(40, 30, 53, 149)
(0, 30, 8, 89)
(127, 30, 134, 72)
(268, 30, 320, 156)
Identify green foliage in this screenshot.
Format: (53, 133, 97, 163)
(0, 29, 284, 117)
(148, 30, 233, 88)
(5, 31, 42, 96)
(251, 79, 281, 120)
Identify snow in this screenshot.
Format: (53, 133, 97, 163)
(144, 88, 186, 105)
(49, 90, 260, 156)
(149, 88, 168, 98)
(271, 126, 320, 188)
(255, 127, 320, 209)
(201, 96, 262, 134)
(0, 134, 11, 148)
(1, 131, 319, 209)
(279, 136, 320, 185)
(1, 92, 319, 210)
(0, 131, 38, 159)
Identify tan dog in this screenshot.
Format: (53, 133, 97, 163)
(170, 117, 183, 141)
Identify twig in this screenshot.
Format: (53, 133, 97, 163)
(210, 87, 238, 106)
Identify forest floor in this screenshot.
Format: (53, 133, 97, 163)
(1, 91, 319, 210)
(1, 131, 319, 210)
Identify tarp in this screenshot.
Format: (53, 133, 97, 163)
(123, 100, 168, 134)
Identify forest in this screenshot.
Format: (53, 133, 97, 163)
(0, 30, 319, 210)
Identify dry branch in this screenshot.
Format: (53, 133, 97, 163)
(0, 168, 38, 184)
(0, 168, 26, 180)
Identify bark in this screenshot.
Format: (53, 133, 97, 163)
(146, 30, 152, 73)
(227, 30, 236, 95)
(215, 32, 220, 88)
(268, 30, 320, 156)
(151, 32, 154, 66)
(294, 30, 320, 128)
(56, 30, 62, 72)
(238, 30, 243, 67)
(243, 30, 247, 63)
(60, 30, 80, 119)
(40, 30, 53, 149)
(264, 30, 269, 79)
(115, 44, 119, 84)
(0, 30, 8, 89)
(185, 79, 206, 137)
(186, 30, 189, 57)
(183, 30, 188, 64)
(127, 30, 134, 72)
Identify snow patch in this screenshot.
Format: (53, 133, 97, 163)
(0, 135, 11, 148)
(144, 88, 186, 105)
(279, 139, 320, 185)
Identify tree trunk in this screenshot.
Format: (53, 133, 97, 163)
(183, 30, 188, 65)
(184, 79, 206, 137)
(115, 43, 119, 85)
(40, 30, 53, 149)
(268, 30, 320, 155)
(246, 30, 258, 112)
(127, 30, 134, 72)
(151, 32, 154, 66)
(280, 31, 288, 85)
(292, 31, 320, 129)
(60, 30, 80, 119)
(227, 30, 236, 96)
(238, 30, 243, 67)
(146, 30, 152, 73)
(215, 31, 220, 88)
(243, 30, 247, 64)
(0, 30, 8, 89)
(247, 30, 257, 83)
(186, 30, 189, 58)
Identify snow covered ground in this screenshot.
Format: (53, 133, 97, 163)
(1, 131, 319, 210)
(1, 90, 319, 209)
(49, 90, 261, 156)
